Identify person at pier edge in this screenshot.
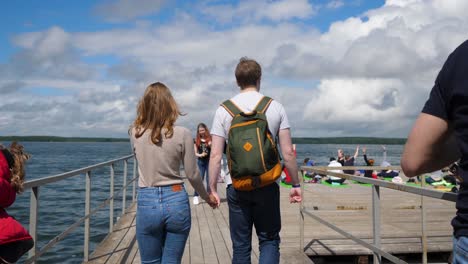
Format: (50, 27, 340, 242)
(208, 57, 302, 264)
(0, 142, 34, 264)
(401, 40, 468, 264)
(192, 123, 211, 205)
(361, 146, 375, 178)
(130, 82, 217, 263)
(326, 157, 345, 184)
(343, 145, 359, 175)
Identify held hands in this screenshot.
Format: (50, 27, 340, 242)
(207, 192, 220, 209)
(289, 187, 302, 203)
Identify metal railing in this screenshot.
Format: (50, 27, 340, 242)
(22, 154, 138, 264)
(299, 165, 456, 264)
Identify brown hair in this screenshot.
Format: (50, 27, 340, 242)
(1, 142, 31, 193)
(235, 57, 262, 89)
(132, 82, 184, 144)
(195, 123, 212, 148)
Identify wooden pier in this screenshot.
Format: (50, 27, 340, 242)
(84, 180, 454, 264)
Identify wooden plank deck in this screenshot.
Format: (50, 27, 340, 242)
(84, 180, 455, 264)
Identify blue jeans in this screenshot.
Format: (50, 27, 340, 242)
(136, 185, 191, 264)
(227, 183, 281, 264)
(453, 236, 468, 263)
(194, 159, 209, 196)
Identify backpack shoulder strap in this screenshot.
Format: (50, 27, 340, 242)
(254, 96, 273, 114)
(221, 100, 242, 117)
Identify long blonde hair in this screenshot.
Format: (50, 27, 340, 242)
(1, 142, 31, 193)
(132, 82, 184, 144)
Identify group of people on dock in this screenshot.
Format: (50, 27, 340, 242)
(302, 145, 400, 185)
(3, 39, 468, 264)
(129, 58, 302, 264)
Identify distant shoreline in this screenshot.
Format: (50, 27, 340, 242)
(0, 136, 406, 144)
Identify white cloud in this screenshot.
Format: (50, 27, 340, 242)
(2, 0, 468, 138)
(198, 0, 316, 24)
(326, 0, 344, 9)
(94, 0, 166, 22)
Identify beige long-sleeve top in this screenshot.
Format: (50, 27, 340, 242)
(130, 126, 209, 201)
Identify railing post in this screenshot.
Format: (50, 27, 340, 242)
(84, 171, 91, 261)
(109, 163, 115, 232)
(300, 171, 305, 253)
(421, 175, 428, 264)
(372, 184, 382, 264)
(133, 157, 137, 203)
(28, 187, 39, 263)
(122, 160, 128, 214)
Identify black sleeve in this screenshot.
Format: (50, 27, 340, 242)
(363, 154, 370, 166)
(421, 45, 460, 121)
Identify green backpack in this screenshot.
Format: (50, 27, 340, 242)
(221, 96, 282, 191)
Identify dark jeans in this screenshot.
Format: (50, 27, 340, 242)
(194, 159, 209, 196)
(227, 183, 281, 264)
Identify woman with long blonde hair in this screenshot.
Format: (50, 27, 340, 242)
(130, 82, 215, 263)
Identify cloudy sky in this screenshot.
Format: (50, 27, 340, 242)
(1, 0, 467, 138)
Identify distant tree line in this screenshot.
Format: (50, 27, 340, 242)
(0, 136, 129, 142)
(292, 137, 406, 145)
(1, 136, 406, 144)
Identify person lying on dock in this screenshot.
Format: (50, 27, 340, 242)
(377, 161, 399, 178)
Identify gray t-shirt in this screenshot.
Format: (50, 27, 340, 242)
(210, 90, 291, 184)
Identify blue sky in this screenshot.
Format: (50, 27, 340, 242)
(1, 0, 467, 138)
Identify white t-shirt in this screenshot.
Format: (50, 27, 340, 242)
(328, 160, 343, 180)
(211, 90, 291, 185)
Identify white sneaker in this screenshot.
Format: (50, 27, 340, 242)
(193, 196, 199, 205)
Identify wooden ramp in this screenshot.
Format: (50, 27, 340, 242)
(84, 181, 454, 264)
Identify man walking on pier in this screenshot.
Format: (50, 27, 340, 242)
(208, 57, 302, 264)
(401, 40, 468, 263)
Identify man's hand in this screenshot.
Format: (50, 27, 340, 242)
(289, 187, 302, 203)
(209, 192, 221, 208)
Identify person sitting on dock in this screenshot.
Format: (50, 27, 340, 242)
(362, 146, 375, 178)
(0, 142, 34, 264)
(337, 148, 345, 165)
(130, 82, 217, 263)
(401, 40, 468, 263)
(343, 146, 359, 175)
(325, 157, 345, 185)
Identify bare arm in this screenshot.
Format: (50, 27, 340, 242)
(209, 135, 225, 193)
(278, 129, 299, 185)
(353, 145, 359, 159)
(279, 128, 302, 203)
(382, 145, 387, 163)
(401, 113, 460, 177)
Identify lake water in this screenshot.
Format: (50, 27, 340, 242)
(6, 142, 403, 263)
